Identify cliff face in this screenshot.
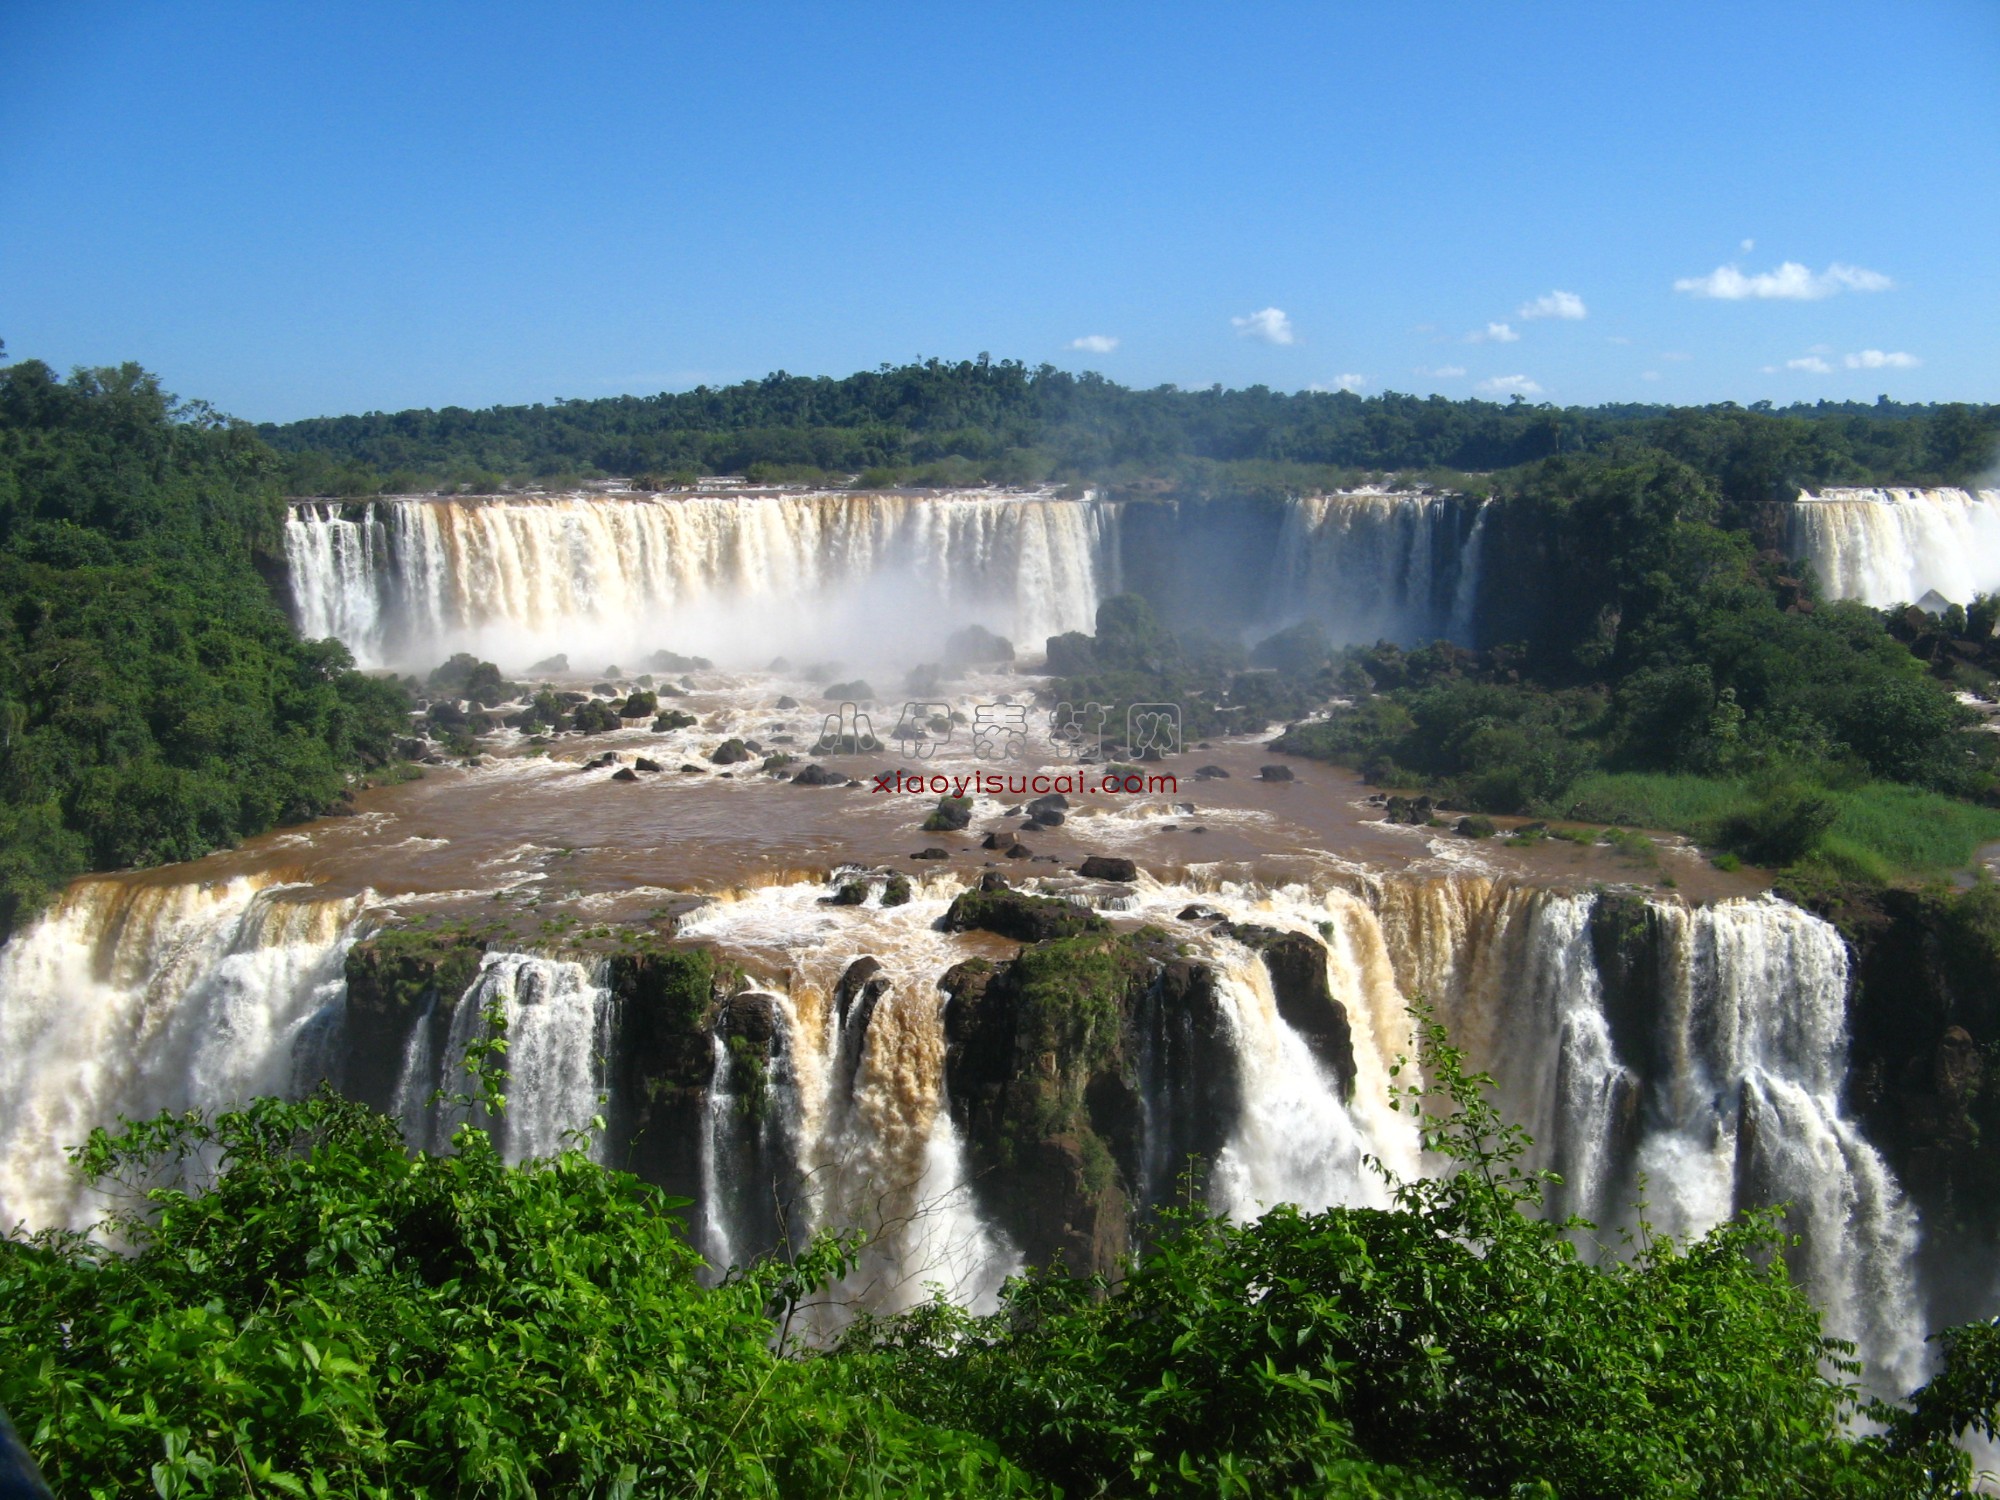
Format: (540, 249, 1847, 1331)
(939, 899, 1350, 1279)
(340, 928, 488, 1112)
(1808, 883, 2000, 1326)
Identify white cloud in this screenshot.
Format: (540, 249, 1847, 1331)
(1740, 238, 1756, 252)
(1606, 334, 1633, 345)
(1673, 260, 1894, 300)
(1232, 307, 1296, 345)
(1787, 356, 1834, 374)
(1477, 374, 1543, 397)
(1067, 334, 1119, 353)
(1641, 371, 1662, 381)
(1518, 289, 1587, 321)
(1467, 321, 1520, 344)
(1324, 373, 1367, 392)
(1845, 349, 1920, 369)
(1427, 364, 1467, 378)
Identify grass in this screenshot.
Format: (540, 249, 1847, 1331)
(1547, 771, 2000, 883)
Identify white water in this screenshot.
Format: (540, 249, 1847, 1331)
(397, 951, 613, 1164)
(1271, 490, 1487, 645)
(1786, 487, 2000, 607)
(0, 876, 366, 1230)
(0, 863, 1932, 1390)
(284, 489, 1118, 670)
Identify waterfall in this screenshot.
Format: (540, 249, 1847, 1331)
(1784, 487, 2000, 607)
(1270, 490, 1488, 645)
(283, 489, 1119, 670)
(1637, 899, 1926, 1395)
(396, 951, 613, 1165)
(0, 876, 367, 1231)
(0, 862, 1934, 1387)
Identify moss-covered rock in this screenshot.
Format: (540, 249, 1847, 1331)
(942, 883, 1109, 943)
(1219, 923, 1355, 1099)
(341, 925, 489, 1111)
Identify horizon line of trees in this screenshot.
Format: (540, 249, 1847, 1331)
(256, 356, 2000, 509)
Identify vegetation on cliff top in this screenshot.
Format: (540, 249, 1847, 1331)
(256, 354, 1999, 499)
(0, 355, 411, 940)
(6, 1007, 1998, 1497)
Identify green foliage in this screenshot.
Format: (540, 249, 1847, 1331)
(854, 1007, 1985, 1497)
(6, 1004, 1997, 1495)
(254, 356, 1998, 495)
(0, 359, 412, 939)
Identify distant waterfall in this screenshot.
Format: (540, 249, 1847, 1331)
(283, 490, 1119, 670)
(1784, 487, 2000, 607)
(1270, 491, 1488, 645)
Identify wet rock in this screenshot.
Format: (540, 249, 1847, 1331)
(1026, 792, 1070, 818)
(1220, 924, 1355, 1098)
(944, 622, 1015, 667)
(1078, 855, 1138, 882)
(943, 887, 1108, 942)
(679, 763, 706, 774)
(823, 679, 875, 702)
(1006, 842, 1034, 859)
(652, 710, 697, 731)
(880, 873, 912, 907)
(710, 738, 752, 765)
(922, 795, 973, 832)
(1178, 904, 1225, 921)
(1257, 764, 1295, 782)
(634, 757, 663, 773)
(775, 694, 800, 710)
(528, 653, 570, 675)
(1026, 808, 1066, 828)
(611, 767, 640, 781)
(980, 830, 1016, 850)
(1455, 815, 1496, 838)
(1384, 794, 1435, 824)
(790, 763, 846, 786)
(820, 880, 869, 907)
(833, 957, 889, 1028)
(719, 991, 784, 1049)
(911, 847, 950, 860)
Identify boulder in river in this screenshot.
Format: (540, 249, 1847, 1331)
(1078, 855, 1138, 882)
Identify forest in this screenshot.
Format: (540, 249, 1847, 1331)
(0, 354, 409, 940)
(259, 355, 2000, 505)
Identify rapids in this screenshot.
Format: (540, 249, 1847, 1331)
(0, 665, 1934, 1389)
(1784, 486, 2000, 607)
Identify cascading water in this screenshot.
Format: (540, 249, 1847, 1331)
(1784, 487, 2000, 607)
(396, 951, 613, 1165)
(0, 857, 1934, 1391)
(0, 876, 367, 1231)
(1269, 490, 1488, 645)
(283, 489, 1119, 669)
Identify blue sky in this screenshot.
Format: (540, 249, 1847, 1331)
(2, 1, 1995, 421)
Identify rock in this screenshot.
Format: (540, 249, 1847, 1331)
(679, 763, 706, 774)
(611, 767, 639, 781)
(649, 649, 713, 672)
(1178, 904, 1225, 921)
(1026, 808, 1066, 828)
(710, 738, 752, 765)
(651, 710, 697, 732)
(528, 653, 570, 674)
(1078, 855, 1138, 882)
(657, 683, 688, 697)
(620, 690, 659, 718)
(775, 694, 800, 710)
(719, 991, 784, 1049)
(942, 887, 1108, 942)
(585, 751, 619, 768)
(1257, 764, 1295, 782)
(911, 847, 950, 860)
(823, 679, 876, 702)
(944, 623, 1015, 667)
(880, 874, 912, 907)
(1935, 1025, 1983, 1107)
(1006, 842, 1034, 859)
(1383, 794, 1435, 825)
(922, 795, 974, 832)
(833, 957, 890, 1027)
(820, 880, 869, 907)
(790, 763, 845, 786)
(634, 757, 663, 773)
(768, 656, 793, 672)
(1455, 815, 1497, 838)
(1221, 924, 1355, 1096)
(980, 831, 1015, 850)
